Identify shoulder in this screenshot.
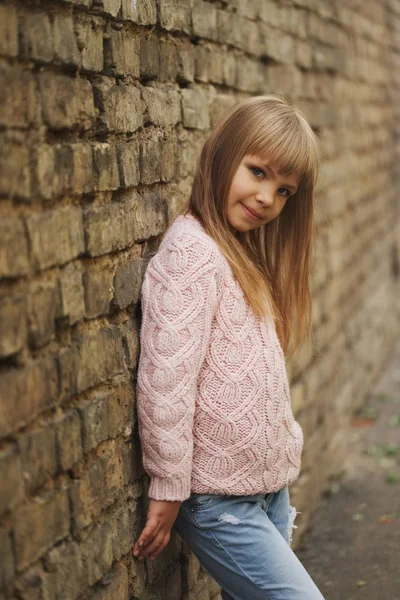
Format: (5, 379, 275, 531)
(150, 215, 225, 276)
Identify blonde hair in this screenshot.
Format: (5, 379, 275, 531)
(175, 94, 320, 358)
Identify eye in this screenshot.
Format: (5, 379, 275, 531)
(279, 188, 291, 199)
(250, 166, 265, 179)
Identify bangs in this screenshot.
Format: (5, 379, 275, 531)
(246, 114, 319, 188)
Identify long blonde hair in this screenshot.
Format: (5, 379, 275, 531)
(176, 94, 320, 357)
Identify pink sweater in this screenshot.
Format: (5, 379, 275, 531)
(137, 214, 304, 501)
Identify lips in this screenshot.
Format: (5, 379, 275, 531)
(240, 203, 262, 219)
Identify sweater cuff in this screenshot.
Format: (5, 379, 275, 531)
(148, 476, 191, 502)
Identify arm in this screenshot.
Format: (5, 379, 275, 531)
(133, 233, 219, 559)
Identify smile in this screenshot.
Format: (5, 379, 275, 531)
(240, 202, 262, 220)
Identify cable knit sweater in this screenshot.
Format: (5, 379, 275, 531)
(136, 213, 304, 501)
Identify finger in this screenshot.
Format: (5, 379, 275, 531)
(133, 520, 160, 556)
(149, 531, 171, 560)
(140, 530, 169, 560)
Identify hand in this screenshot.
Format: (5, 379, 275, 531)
(132, 498, 182, 561)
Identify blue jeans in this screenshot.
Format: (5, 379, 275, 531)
(173, 487, 325, 600)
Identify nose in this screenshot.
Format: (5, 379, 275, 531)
(255, 185, 274, 206)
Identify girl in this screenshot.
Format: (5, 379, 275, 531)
(133, 94, 325, 599)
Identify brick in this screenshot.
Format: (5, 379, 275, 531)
(84, 192, 164, 255)
(0, 64, 37, 128)
(296, 40, 313, 69)
(192, 1, 218, 41)
(159, 38, 180, 81)
(26, 206, 85, 270)
(76, 326, 126, 393)
(195, 45, 209, 83)
(182, 88, 210, 130)
(36, 143, 73, 200)
(102, 85, 143, 133)
(54, 410, 83, 471)
(240, 18, 262, 56)
(0, 526, 15, 590)
(90, 565, 129, 600)
(120, 318, 140, 371)
(267, 64, 302, 98)
(0, 5, 18, 57)
(313, 43, 341, 72)
(84, 200, 135, 256)
(140, 137, 161, 184)
(134, 190, 166, 241)
(101, 443, 125, 505)
(74, 14, 103, 71)
(83, 263, 114, 318)
(209, 94, 236, 128)
(28, 284, 57, 348)
(93, 0, 121, 17)
(0, 131, 31, 199)
(113, 259, 144, 309)
(161, 136, 178, 182)
(20, 11, 53, 62)
(159, 0, 191, 33)
(14, 565, 47, 600)
(207, 49, 224, 85)
(58, 261, 85, 325)
(58, 346, 79, 402)
(70, 457, 106, 530)
(120, 436, 145, 484)
(0, 444, 24, 515)
(92, 143, 120, 191)
(111, 505, 136, 562)
(52, 12, 80, 66)
(0, 359, 58, 439)
(266, 29, 295, 64)
(117, 139, 140, 188)
(235, 0, 258, 20)
(0, 295, 27, 358)
(38, 72, 96, 130)
(178, 43, 195, 84)
(120, 0, 157, 24)
(177, 130, 205, 178)
(43, 541, 85, 600)
(142, 87, 181, 127)
(258, 0, 281, 27)
(106, 29, 140, 76)
(18, 426, 57, 493)
(78, 394, 109, 452)
(14, 490, 70, 570)
(80, 521, 113, 586)
(217, 10, 241, 47)
(71, 142, 93, 195)
(108, 385, 135, 438)
(140, 34, 160, 80)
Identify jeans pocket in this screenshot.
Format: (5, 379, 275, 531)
(189, 493, 224, 512)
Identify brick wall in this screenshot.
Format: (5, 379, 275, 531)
(1, 0, 399, 598)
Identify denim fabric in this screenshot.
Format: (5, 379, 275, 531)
(173, 487, 325, 600)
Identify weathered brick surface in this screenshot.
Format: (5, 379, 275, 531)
(13, 490, 70, 570)
(1, 0, 400, 598)
(26, 206, 85, 271)
(0, 295, 27, 358)
(18, 426, 57, 493)
(0, 445, 24, 516)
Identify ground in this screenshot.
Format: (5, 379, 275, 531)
(296, 340, 400, 600)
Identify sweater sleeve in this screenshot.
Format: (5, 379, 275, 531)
(136, 232, 219, 501)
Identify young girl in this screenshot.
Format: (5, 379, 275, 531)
(133, 95, 325, 599)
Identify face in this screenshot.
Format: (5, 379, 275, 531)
(226, 154, 300, 233)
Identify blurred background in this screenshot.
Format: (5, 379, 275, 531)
(0, 0, 399, 598)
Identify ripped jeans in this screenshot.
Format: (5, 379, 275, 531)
(173, 487, 325, 600)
